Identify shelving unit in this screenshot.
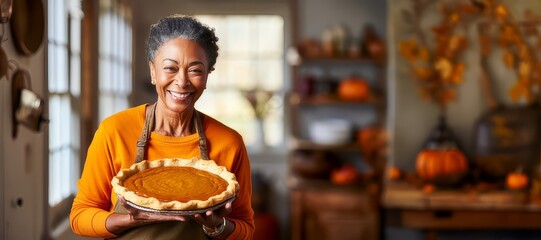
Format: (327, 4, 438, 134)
(287, 52, 386, 240)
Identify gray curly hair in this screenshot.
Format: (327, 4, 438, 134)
(146, 15, 219, 72)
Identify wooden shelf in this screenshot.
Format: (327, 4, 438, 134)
(287, 174, 375, 192)
(298, 56, 381, 64)
(288, 137, 361, 152)
(289, 92, 383, 106)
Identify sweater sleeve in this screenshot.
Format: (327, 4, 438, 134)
(70, 124, 118, 238)
(225, 145, 255, 240)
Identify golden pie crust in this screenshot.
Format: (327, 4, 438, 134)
(111, 158, 239, 211)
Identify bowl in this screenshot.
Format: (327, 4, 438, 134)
(290, 150, 331, 178)
(309, 119, 353, 145)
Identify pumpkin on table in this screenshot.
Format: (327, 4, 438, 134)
(415, 147, 468, 186)
(506, 169, 529, 191)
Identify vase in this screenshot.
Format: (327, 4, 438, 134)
(253, 118, 267, 151)
(422, 114, 461, 150)
(416, 114, 469, 187)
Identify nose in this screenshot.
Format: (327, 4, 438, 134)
(174, 70, 191, 87)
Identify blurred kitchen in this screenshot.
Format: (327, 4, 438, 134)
(3, 0, 541, 239)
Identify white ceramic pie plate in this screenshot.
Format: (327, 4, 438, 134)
(126, 197, 236, 215)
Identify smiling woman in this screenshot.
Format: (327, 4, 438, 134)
(70, 15, 254, 240)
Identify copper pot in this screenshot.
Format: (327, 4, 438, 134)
(11, 66, 48, 138)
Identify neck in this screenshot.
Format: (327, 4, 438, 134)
(154, 107, 195, 137)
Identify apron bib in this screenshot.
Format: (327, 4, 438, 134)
(110, 103, 210, 240)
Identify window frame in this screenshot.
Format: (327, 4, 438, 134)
(46, 0, 83, 229)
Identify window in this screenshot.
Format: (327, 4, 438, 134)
(98, 0, 132, 121)
(47, 0, 82, 223)
(195, 15, 285, 150)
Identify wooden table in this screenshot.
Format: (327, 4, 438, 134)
(383, 182, 541, 240)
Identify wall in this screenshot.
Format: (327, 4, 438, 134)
(1, 9, 47, 240)
(297, 0, 387, 40)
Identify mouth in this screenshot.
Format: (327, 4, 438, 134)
(167, 90, 192, 101)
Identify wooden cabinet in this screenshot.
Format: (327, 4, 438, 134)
(290, 183, 380, 240)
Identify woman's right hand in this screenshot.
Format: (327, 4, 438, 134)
(105, 196, 188, 235)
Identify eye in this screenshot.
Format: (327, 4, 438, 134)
(163, 65, 178, 72)
(188, 68, 203, 74)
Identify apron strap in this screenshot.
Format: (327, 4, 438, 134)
(135, 103, 209, 162)
(194, 110, 210, 160)
(134, 102, 157, 163)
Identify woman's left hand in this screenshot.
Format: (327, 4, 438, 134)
(192, 201, 232, 227)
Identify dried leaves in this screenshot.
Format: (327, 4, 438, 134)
(399, 0, 476, 109)
(401, 0, 541, 106)
(479, 2, 541, 104)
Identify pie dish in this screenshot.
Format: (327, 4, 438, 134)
(111, 158, 239, 211)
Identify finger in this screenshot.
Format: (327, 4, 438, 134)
(165, 214, 187, 221)
(192, 213, 207, 224)
(213, 202, 232, 216)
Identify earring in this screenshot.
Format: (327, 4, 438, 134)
(151, 80, 155, 85)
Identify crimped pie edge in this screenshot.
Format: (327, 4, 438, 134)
(111, 158, 239, 211)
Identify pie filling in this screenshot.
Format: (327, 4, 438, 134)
(123, 166, 228, 202)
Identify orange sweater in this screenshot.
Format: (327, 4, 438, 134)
(70, 104, 254, 239)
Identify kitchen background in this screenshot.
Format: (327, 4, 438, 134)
(2, 0, 541, 239)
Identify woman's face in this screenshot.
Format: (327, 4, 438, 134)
(149, 37, 209, 114)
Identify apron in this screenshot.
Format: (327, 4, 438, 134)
(110, 103, 210, 240)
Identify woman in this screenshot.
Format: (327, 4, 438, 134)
(70, 15, 254, 239)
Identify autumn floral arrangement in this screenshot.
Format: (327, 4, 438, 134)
(400, 0, 541, 107)
(478, 2, 541, 104)
(397, 0, 484, 187)
(398, 0, 482, 110)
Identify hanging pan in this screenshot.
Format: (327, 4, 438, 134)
(0, 0, 13, 23)
(10, 0, 44, 55)
(11, 60, 48, 138)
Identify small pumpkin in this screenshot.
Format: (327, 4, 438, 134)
(506, 170, 529, 191)
(337, 76, 371, 101)
(415, 148, 468, 185)
(331, 164, 360, 185)
(422, 183, 436, 194)
(357, 127, 386, 159)
(386, 166, 402, 181)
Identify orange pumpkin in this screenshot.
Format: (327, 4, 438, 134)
(386, 166, 402, 181)
(506, 171, 528, 190)
(331, 164, 360, 185)
(337, 76, 370, 101)
(357, 127, 385, 159)
(415, 148, 468, 185)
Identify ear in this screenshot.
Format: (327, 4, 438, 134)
(149, 61, 156, 84)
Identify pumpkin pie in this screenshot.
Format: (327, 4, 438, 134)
(111, 158, 239, 211)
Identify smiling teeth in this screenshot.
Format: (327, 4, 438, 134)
(169, 91, 190, 99)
